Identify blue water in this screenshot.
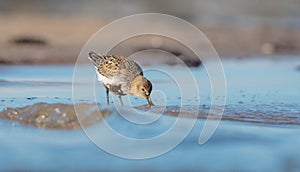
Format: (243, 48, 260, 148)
(0, 57, 300, 171)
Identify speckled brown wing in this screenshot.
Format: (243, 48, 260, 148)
(89, 51, 144, 85)
(96, 55, 126, 78)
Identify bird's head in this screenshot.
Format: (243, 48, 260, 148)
(129, 75, 154, 106)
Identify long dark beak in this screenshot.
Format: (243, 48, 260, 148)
(146, 96, 154, 106)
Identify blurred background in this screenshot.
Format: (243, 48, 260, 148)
(1, 1, 300, 171)
(0, 0, 300, 65)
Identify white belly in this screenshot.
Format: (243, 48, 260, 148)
(96, 71, 129, 95)
(96, 72, 113, 85)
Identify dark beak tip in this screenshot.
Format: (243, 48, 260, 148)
(146, 97, 154, 106)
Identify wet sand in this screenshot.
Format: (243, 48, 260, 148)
(1, 102, 299, 130)
(0, 102, 111, 129)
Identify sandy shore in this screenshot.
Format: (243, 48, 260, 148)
(0, 15, 300, 66)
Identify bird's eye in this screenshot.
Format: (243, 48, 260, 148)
(141, 88, 145, 92)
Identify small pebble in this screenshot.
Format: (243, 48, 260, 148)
(54, 108, 60, 113)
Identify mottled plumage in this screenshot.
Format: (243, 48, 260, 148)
(88, 51, 153, 106)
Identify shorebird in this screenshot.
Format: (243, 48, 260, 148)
(88, 51, 154, 106)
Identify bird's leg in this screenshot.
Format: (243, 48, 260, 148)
(104, 85, 109, 105)
(118, 95, 124, 106)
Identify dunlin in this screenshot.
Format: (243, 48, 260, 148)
(88, 51, 154, 106)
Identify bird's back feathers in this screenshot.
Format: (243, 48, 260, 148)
(88, 51, 143, 78)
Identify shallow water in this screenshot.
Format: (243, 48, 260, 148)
(0, 57, 300, 171)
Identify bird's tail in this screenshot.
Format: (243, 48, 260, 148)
(88, 51, 105, 66)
